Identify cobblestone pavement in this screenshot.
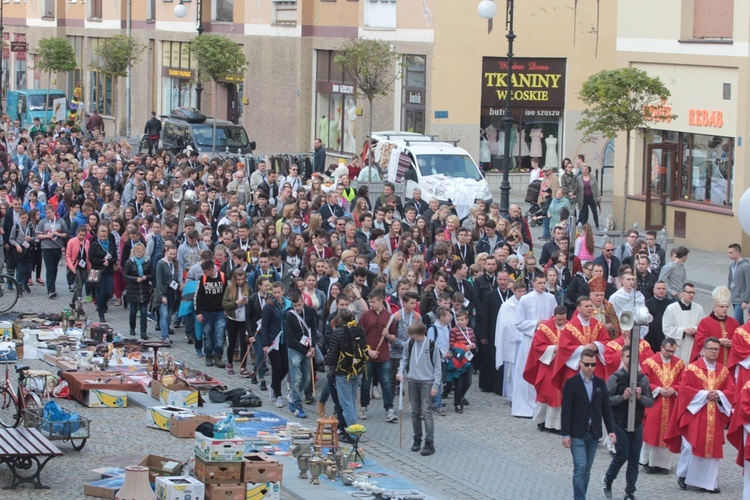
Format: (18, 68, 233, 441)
(0, 177, 743, 499)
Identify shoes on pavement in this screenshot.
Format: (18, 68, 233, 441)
(411, 439, 421, 452)
(195, 349, 204, 358)
(98, 314, 105, 323)
(214, 357, 226, 369)
(433, 406, 446, 416)
(677, 477, 687, 490)
(269, 388, 276, 401)
(359, 406, 368, 420)
(624, 495, 636, 500)
(372, 385, 382, 400)
(642, 464, 655, 474)
(259, 380, 267, 391)
(602, 475, 612, 499)
(462, 398, 469, 406)
(147, 313, 157, 322)
(420, 441, 435, 456)
(455, 405, 463, 414)
(186, 338, 194, 345)
(385, 408, 398, 423)
(251, 375, 258, 385)
(48, 292, 57, 299)
(305, 397, 314, 405)
(205, 356, 215, 367)
(129, 329, 136, 337)
(275, 397, 284, 408)
(317, 402, 326, 416)
(227, 364, 234, 375)
(141, 332, 147, 340)
(294, 406, 307, 418)
(702, 487, 720, 494)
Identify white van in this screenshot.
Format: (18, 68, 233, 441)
(370, 131, 492, 219)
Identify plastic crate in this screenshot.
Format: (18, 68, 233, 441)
(25, 406, 90, 441)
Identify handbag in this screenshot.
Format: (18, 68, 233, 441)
(86, 269, 101, 284)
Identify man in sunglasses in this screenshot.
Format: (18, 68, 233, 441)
(561, 348, 616, 500)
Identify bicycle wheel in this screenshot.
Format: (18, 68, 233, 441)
(21, 392, 42, 427)
(0, 386, 19, 428)
(0, 275, 20, 313)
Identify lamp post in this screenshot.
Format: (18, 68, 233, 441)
(478, 0, 515, 217)
(174, 0, 204, 110)
(0, 0, 4, 115)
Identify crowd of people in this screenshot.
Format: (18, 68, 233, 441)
(5, 117, 750, 496)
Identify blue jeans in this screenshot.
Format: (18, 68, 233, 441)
(570, 431, 599, 500)
(288, 348, 311, 408)
(361, 360, 394, 411)
(158, 301, 172, 341)
(201, 311, 226, 357)
(336, 374, 362, 429)
(734, 303, 745, 325)
(605, 424, 643, 496)
(252, 338, 268, 380)
(541, 217, 551, 239)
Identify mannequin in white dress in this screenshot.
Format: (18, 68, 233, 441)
(487, 125, 498, 156)
(520, 128, 530, 157)
(530, 128, 544, 157)
(480, 128, 491, 163)
(545, 135, 559, 168)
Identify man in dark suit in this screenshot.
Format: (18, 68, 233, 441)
(594, 241, 621, 285)
(561, 349, 617, 500)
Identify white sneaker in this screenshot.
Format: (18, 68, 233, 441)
(359, 406, 368, 420)
(269, 388, 276, 402)
(275, 397, 285, 408)
(372, 385, 382, 400)
(385, 408, 398, 423)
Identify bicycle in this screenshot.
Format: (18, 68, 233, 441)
(0, 358, 42, 429)
(0, 273, 20, 313)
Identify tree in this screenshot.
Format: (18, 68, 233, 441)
(335, 38, 401, 180)
(189, 34, 247, 154)
(577, 68, 675, 232)
(92, 35, 145, 136)
(35, 37, 76, 125)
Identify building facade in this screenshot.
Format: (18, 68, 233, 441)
(615, 0, 747, 251)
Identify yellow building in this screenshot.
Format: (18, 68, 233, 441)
(615, 0, 746, 251)
(4, 1, 616, 168)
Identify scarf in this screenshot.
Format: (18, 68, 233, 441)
(98, 238, 109, 252)
(133, 255, 146, 276)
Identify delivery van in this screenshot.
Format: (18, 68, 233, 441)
(370, 131, 492, 219)
(160, 107, 254, 158)
(7, 89, 68, 128)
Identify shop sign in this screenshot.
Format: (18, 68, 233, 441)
(332, 84, 354, 94)
(643, 101, 673, 123)
(167, 68, 192, 78)
(482, 57, 566, 109)
(316, 81, 356, 94)
(10, 42, 26, 53)
(688, 108, 723, 128)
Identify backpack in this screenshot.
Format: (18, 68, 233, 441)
(202, 271, 226, 286)
(336, 326, 368, 380)
(405, 338, 435, 373)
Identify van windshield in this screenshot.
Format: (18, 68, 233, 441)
(192, 125, 250, 149)
(28, 94, 64, 111)
(416, 155, 483, 181)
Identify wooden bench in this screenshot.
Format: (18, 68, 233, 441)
(0, 427, 62, 489)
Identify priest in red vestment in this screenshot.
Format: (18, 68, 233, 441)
(523, 305, 567, 432)
(727, 380, 750, 498)
(604, 327, 654, 375)
(690, 286, 738, 364)
(729, 320, 750, 400)
(664, 337, 735, 493)
(552, 293, 610, 391)
(640, 338, 685, 473)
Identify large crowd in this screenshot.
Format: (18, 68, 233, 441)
(3, 114, 750, 497)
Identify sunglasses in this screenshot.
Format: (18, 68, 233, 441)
(582, 362, 597, 367)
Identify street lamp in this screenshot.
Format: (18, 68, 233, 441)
(174, 0, 204, 110)
(0, 0, 4, 115)
(478, 0, 515, 217)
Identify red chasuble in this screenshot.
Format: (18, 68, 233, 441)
(728, 324, 750, 400)
(728, 380, 750, 466)
(664, 357, 735, 458)
(641, 353, 685, 448)
(523, 318, 562, 407)
(551, 315, 610, 391)
(690, 313, 739, 365)
(603, 336, 654, 375)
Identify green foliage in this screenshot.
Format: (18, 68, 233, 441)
(189, 35, 247, 84)
(334, 38, 401, 102)
(577, 68, 675, 137)
(92, 35, 145, 78)
(36, 37, 76, 74)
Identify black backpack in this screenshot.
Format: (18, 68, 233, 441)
(336, 326, 368, 380)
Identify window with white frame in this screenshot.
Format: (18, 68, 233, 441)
(147, 0, 156, 21)
(43, 0, 55, 18)
(273, 0, 297, 26)
(212, 0, 233, 22)
(365, 0, 396, 29)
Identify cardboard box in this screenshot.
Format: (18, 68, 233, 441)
(241, 453, 283, 483)
(194, 433, 245, 462)
(151, 379, 200, 408)
(193, 456, 243, 484)
(245, 481, 280, 500)
(205, 483, 244, 500)
(0, 321, 13, 341)
(146, 405, 191, 430)
(169, 413, 221, 438)
(83, 477, 125, 499)
(139, 454, 185, 484)
(155, 476, 205, 500)
(86, 389, 128, 408)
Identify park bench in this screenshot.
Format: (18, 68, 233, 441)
(0, 427, 62, 489)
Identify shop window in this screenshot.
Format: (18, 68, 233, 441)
(43, 0, 55, 18)
(273, 0, 297, 26)
(66, 36, 84, 97)
(365, 0, 397, 29)
(89, 0, 103, 20)
(90, 39, 114, 115)
(315, 49, 357, 154)
(401, 55, 426, 134)
(212, 0, 233, 22)
(693, 0, 733, 39)
(161, 41, 196, 115)
(15, 59, 26, 89)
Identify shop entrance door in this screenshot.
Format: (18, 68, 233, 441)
(645, 144, 674, 229)
(226, 84, 238, 124)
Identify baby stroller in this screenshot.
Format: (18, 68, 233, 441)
(525, 179, 542, 227)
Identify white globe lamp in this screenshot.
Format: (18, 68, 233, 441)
(174, 2, 188, 18)
(478, 0, 498, 19)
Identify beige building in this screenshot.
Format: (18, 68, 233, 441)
(615, 0, 747, 251)
(5, 1, 615, 168)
